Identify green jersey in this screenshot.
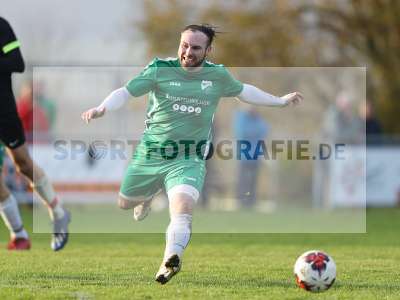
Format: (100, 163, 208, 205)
(125, 58, 243, 157)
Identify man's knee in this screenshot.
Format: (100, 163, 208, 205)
(168, 193, 196, 215)
(171, 198, 193, 214)
(118, 197, 133, 210)
(117, 194, 145, 210)
(167, 184, 198, 215)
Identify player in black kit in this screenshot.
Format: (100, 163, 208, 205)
(0, 16, 70, 251)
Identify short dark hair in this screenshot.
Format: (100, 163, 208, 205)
(182, 24, 218, 47)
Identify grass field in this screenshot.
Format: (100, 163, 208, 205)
(33, 204, 366, 233)
(0, 208, 399, 299)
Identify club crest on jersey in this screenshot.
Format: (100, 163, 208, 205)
(201, 80, 212, 90)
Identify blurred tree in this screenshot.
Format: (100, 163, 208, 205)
(301, 0, 400, 133)
(137, 0, 400, 133)
(137, 0, 192, 58)
(138, 0, 312, 66)
(199, 1, 314, 67)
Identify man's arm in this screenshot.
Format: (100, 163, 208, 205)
(81, 87, 131, 123)
(236, 84, 303, 107)
(0, 18, 25, 73)
(82, 59, 158, 123)
(0, 44, 25, 73)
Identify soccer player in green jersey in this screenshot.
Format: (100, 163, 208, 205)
(82, 24, 303, 284)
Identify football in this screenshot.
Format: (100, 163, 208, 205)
(294, 250, 336, 292)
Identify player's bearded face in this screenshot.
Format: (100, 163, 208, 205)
(178, 30, 211, 70)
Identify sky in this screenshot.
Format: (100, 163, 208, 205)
(2, 0, 146, 65)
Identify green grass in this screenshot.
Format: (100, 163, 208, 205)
(0, 208, 399, 299)
(32, 204, 366, 233)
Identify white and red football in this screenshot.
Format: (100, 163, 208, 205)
(294, 250, 336, 292)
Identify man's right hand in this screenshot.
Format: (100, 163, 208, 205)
(81, 106, 106, 124)
(280, 92, 303, 106)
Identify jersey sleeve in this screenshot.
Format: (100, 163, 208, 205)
(125, 58, 158, 97)
(221, 67, 244, 97)
(0, 17, 25, 73)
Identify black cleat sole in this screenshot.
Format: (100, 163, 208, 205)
(165, 254, 180, 269)
(155, 274, 168, 285)
(155, 254, 181, 285)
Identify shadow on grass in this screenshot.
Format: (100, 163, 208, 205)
(182, 276, 293, 289)
(334, 281, 400, 291)
(181, 276, 400, 292)
(6, 272, 150, 288)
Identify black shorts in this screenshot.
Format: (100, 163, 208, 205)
(0, 112, 26, 149)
